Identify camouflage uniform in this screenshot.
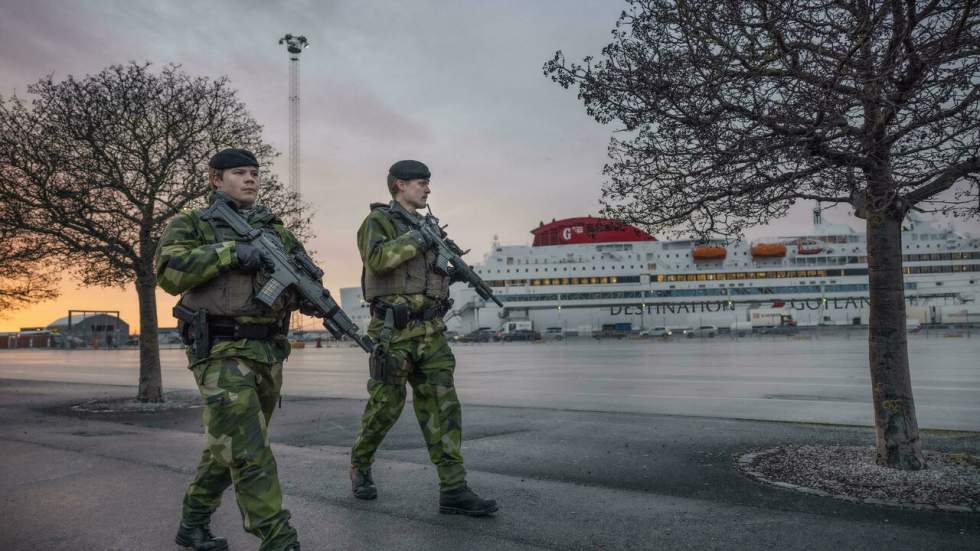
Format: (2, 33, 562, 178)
(156, 195, 303, 551)
(350, 203, 467, 491)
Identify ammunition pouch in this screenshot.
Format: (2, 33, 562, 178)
(370, 300, 451, 330)
(369, 348, 404, 383)
(368, 304, 404, 383)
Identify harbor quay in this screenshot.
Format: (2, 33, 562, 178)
(1, 337, 978, 550)
(1, 335, 977, 430)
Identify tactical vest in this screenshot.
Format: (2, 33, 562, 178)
(179, 207, 296, 318)
(362, 204, 451, 303)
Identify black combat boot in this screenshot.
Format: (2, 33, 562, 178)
(175, 522, 228, 551)
(439, 484, 498, 516)
(350, 466, 378, 500)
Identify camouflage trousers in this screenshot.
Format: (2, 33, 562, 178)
(350, 332, 467, 490)
(182, 354, 298, 551)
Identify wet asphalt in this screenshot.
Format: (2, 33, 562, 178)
(0, 378, 977, 550)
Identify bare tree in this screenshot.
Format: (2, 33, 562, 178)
(0, 204, 59, 315)
(545, 0, 980, 469)
(0, 62, 311, 402)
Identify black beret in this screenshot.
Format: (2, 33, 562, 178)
(209, 148, 259, 170)
(388, 160, 430, 180)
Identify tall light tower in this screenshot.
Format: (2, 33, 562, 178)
(278, 34, 309, 197)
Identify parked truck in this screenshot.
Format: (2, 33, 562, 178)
(749, 307, 797, 329)
(859, 305, 978, 327)
(498, 320, 540, 341)
(930, 304, 980, 325)
(498, 320, 532, 336)
(729, 321, 754, 337)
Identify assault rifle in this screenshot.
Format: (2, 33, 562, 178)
(201, 195, 379, 355)
(389, 202, 503, 307)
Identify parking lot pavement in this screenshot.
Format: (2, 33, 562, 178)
(1, 379, 977, 550)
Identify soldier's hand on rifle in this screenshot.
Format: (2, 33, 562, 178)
(236, 242, 274, 273)
(406, 229, 435, 251)
(298, 300, 321, 318)
(447, 266, 466, 284)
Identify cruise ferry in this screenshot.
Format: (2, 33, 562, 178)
(339, 207, 980, 335)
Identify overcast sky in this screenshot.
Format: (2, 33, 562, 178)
(2, 0, 978, 331)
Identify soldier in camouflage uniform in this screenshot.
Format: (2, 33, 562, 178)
(156, 149, 303, 551)
(349, 160, 498, 516)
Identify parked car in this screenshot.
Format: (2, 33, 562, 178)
(640, 327, 672, 338)
(502, 329, 541, 342)
(542, 327, 565, 340)
(592, 329, 628, 340)
(685, 325, 717, 338)
(757, 325, 799, 336)
(454, 328, 496, 343)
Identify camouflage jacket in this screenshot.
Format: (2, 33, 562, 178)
(358, 202, 447, 342)
(155, 194, 307, 365)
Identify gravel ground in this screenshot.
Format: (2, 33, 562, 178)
(738, 445, 980, 512)
(69, 390, 203, 413)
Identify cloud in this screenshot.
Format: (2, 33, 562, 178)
(1, 0, 978, 332)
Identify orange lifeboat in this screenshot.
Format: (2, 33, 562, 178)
(751, 243, 787, 258)
(692, 245, 727, 261)
(797, 239, 823, 255)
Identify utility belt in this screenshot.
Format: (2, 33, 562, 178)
(370, 299, 452, 330)
(208, 318, 285, 340)
(174, 304, 287, 361)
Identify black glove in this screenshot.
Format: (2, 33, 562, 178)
(447, 266, 465, 284)
(405, 229, 435, 251)
(236, 242, 272, 272)
(299, 299, 321, 317)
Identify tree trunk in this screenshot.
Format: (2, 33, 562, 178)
(135, 266, 163, 402)
(866, 209, 925, 469)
